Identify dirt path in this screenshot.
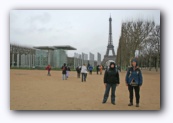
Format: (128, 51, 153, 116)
(10, 69, 160, 110)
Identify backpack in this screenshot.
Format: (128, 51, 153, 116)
(62, 66, 66, 71)
(76, 67, 79, 71)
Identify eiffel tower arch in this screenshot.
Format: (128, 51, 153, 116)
(102, 16, 116, 66)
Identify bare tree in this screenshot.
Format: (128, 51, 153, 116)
(117, 20, 159, 71)
(153, 25, 160, 71)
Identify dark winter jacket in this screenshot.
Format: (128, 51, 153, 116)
(96, 65, 100, 71)
(61, 65, 67, 74)
(67, 67, 71, 71)
(104, 62, 120, 84)
(76, 66, 81, 73)
(125, 67, 143, 86)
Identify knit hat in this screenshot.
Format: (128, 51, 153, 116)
(131, 58, 138, 66)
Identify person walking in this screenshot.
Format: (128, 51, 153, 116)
(45, 64, 51, 76)
(76, 65, 81, 78)
(102, 62, 120, 105)
(100, 65, 103, 75)
(61, 63, 67, 80)
(66, 66, 71, 79)
(88, 65, 93, 75)
(125, 58, 143, 107)
(81, 64, 88, 82)
(96, 65, 100, 75)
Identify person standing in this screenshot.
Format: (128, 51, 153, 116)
(88, 65, 93, 75)
(125, 58, 143, 107)
(66, 66, 71, 79)
(96, 65, 100, 75)
(102, 62, 120, 105)
(117, 64, 121, 72)
(100, 65, 103, 75)
(45, 64, 51, 76)
(76, 66, 81, 78)
(61, 63, 67, 80)
(81, 64, 88, 82)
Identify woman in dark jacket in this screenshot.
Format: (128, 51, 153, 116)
(125, 58, 143, 107)
(102, 62, 120, 105)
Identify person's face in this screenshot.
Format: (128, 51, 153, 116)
(111, 64, 114, 68)
(132, 61, 136, 67)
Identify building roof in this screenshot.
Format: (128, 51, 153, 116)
(34, 45, 77, 50)
(53, 45, 77, 50)
(34, 46, 55, 50)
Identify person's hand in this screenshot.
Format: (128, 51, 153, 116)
(104, 83, 107, 86)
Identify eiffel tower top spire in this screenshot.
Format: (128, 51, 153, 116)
(108, 15, 113, 45)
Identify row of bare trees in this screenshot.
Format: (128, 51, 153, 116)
(116, 20, 160, 71)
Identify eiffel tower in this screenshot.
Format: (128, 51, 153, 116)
(102, 16, 116, 65)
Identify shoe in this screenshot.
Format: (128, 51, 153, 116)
(128, 103, 133, 106)
(102, 101, 106, 104)
(111, 102, 116, 105)
(136, 103, 139, 107)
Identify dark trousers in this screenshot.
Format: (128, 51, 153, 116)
(77, 72, 80, 78)
(89, 70, 92, 74)
(128, 85, 140, 104)
(97, 70, 99, 74)
(103, 84, 116, 103)
(81, 73, 87, 82)
(47, 71, 51, 76)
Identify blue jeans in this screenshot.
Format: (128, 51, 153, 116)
(103, 83, 117, 103)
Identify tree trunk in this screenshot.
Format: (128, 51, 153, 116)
(156, 54, 159, 72)
(149, 56, 152, 71)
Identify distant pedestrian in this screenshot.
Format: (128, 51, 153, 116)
(87, 63, 90, 71)
(45, 64, 51, 76)
(96, 65, 100, 74)
(125, 58, 143, 107)
(102, 62, 120, 105)
(61, 63, 67, 80)
(88, 65, 93, 75)
(76, 66, 81, 78)
(66, 66, 71, 78)
(117, 65, 121, 72)
(100, 65, 103, 75)
(81, 64, 88, 82)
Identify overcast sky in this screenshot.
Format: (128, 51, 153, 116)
(10, 10, 160, 60)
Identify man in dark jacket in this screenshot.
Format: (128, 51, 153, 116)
(96, 65, 100, 74)
(102, 62, 120, 105)
(125, 58, 143, 107)
(61, 63, 67, 80)
(76, 66, 81, 78)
